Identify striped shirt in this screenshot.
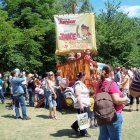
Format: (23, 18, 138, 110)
(130, 74, 140, 92)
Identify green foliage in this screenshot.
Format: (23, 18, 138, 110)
(58, 0, 94, 14)
(1, 0, 59, 73)
(0, 0, 140, 74)
(0, 10, 23, 71)
(95, 0, 140, 67)
(78, 0, 94, 13)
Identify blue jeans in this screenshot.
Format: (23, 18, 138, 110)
(28, 89, 34, 107)
(56, 89, 62, 111)
(13, 94, 27, 118)
(98, 112, 123, 140)
(44, 88, 49, 108)
(0, 89, 5, 103)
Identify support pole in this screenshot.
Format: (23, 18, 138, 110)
(72, 2, 76, 14)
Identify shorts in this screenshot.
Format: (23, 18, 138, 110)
(89, 111, 94, 120)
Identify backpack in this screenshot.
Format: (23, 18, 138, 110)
(94, 81, 117, 126)
(63, 82, 80, 106)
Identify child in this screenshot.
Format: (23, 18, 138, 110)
(89, 90, 97, 128)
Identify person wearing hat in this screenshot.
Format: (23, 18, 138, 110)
(67, 53, 76, 62)
(11, 70, 31, 120)
(0, 73, 5, 104)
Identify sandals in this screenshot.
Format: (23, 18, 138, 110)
(48, 116, 53, 119)
(54, 116, 58, 120)
(48, 116, 58, 120)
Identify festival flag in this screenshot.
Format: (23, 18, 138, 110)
(54, 13, 97, 55)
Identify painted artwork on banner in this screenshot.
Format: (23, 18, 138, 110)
(54, 13, 96, 55)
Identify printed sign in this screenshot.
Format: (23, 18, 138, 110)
(54, 13, 96, 55)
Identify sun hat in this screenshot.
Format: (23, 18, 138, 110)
(28, 73, 33, 78)
(68, 53, 75, 60)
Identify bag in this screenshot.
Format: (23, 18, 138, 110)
(63, 82, 79, 106)
(52, 93, 57, 100)
(77, 113, 90, 130)
(39, 88, 44, 95)
(94, 81, 117, 126)
(35, 87, 40, 93)
(129, 74, 140, 97)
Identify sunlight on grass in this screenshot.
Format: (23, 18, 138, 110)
(0, 100, 140, 140)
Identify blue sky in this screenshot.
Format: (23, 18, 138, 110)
(91, 0, 140, 17)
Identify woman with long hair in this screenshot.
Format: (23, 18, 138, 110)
(46, 71, 57, 119)
(96, 65, 129, 140)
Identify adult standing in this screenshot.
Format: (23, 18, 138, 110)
(114, 67, 122, 89)
(129, 70, 140, 111)
(0, 74, 5, 104)
(43, 72, 49, 109)
(121, 69, 130, 97)
(27, 74, 35, 107)
(21, 71, 28, 101)
(71, 72, 91, 137)
(55, 70, 62, 111)
(96, 65, 129, 140)
(11, 70, 30, 120)
(46, 71, 57, 119)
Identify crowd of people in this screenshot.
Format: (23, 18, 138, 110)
(114, 66, 140, 111)
(0, 64, 139, 138)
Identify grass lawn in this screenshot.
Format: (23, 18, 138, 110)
(0, 99, 140, 140)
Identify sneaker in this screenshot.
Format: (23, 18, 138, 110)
(93, 124, 98, 128)
(90, 124, 98, 129)
(82, 133, 91, 137)
(136, 109, 139, 111)
(53, 116, 58, 120)
(15, 116, 22, 119)
(22, 116, 31, 120)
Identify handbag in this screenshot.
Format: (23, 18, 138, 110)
(77, 112, 90, 130)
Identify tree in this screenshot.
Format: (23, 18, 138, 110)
(0, 10, 24, 71)
(58, 0, 94, 14)
(126, 18, 140, 67)
(78, 0, 94, 13)
(94, 0, 140, 67)
(1, 0, 60, 73)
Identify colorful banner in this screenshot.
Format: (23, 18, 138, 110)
(54, 13, 96, 55)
